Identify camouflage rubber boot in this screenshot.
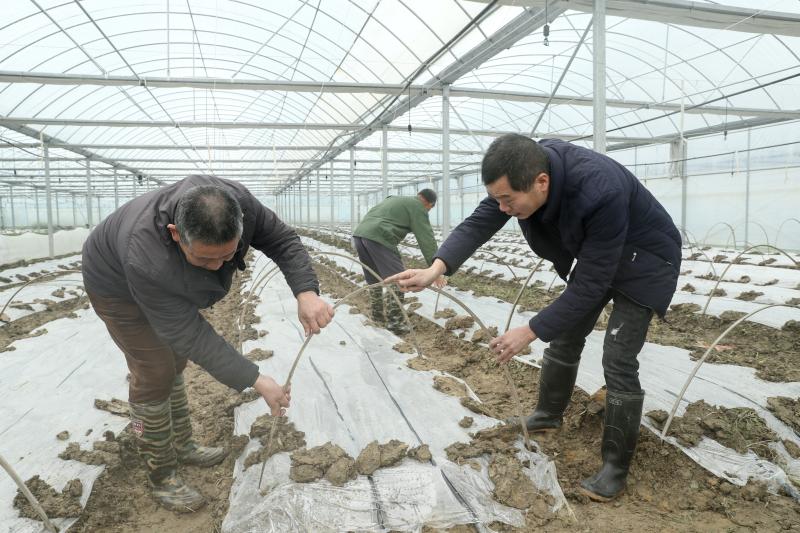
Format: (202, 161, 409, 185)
(171, 374, 228, 467)
(369, 287, 386, 325)
(385, 286, 410, 335)
(129, 399, 206, 513)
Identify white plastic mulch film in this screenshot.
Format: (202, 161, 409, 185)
(222, 260, 567, 532)
(297, 232, 800, 499)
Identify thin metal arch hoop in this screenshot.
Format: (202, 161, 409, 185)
(661, 303, 799, 439)
(701, 244, 799, 316)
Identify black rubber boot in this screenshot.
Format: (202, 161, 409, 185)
(580, 389, 645, 502)
(522, 355, 579, 432)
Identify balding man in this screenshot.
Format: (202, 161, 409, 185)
(82, 175, 333, 512)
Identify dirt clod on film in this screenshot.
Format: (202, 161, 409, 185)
(13, 475, 83, 520)
(647, 400, 779, 461)
(303, 230, 800, 532)
(244, 413, 306, 469)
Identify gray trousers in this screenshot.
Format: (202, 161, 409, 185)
(352, 236, 405, 283)
(544, 290, 653, 393)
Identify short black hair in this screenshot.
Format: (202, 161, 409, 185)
(482, 133, 549, 192)
(418, 188, 437, 206)
(174, 185, 243, 245)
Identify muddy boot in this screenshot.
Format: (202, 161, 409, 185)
(522, 355, 579, 432)
(369, 287, 386, 325)
(385, 286, 409, 335)
(579, 390, 645, 501)
(129, 399, 206, 513)
(171, 374, 228, 467)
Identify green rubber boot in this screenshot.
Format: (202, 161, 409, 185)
(129, 399, 206, 513)
(171, 374, 228, 467)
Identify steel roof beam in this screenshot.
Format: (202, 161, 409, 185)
(2, 74, 794, 119)
(481, 0, 800, 36)
(0, 121, 162, 185)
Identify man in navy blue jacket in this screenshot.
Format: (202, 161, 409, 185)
(389, 134, 681, 502)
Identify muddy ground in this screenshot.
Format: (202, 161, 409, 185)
(302, 229, 800, 384)
(52, 268, 258, 533)
(314, 259, 800, 532)
(6, 241, 799, 532)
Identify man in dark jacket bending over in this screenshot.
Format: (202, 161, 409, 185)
(82, 175, 334, 512)
(389, 134, 681, 501)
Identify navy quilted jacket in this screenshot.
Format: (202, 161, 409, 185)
(435, 139, 682, 342)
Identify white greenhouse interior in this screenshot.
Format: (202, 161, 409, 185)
(1, 1, 799, 532)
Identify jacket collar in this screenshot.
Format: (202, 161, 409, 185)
(539, 143, 564, 223)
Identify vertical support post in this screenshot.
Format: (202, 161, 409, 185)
(593, 0, 606, 154)
(9, 186, 15, 230)
(458, 174, 465, 221)
(298, 181, 303, 226)
(55, 191, 59, 227)
(442, 84, 451, 237)
(44, 143, 54, 257)
(0, 196, 4, 230)
(72, 193, 77, 227)
(96, 190, 101, 222)
(329, 161, 334, 229)
(316, 171, 320, 227)
(35, 188, 40, 228)
(349, 149, 355, 231)
(670, 138, 688, 238)
(114, 168, 119, 209)
(306, 178, 311, 226)
(744, 128, 751, 247)
(381, 126, 388, 199)
(86, 159, 93, 227)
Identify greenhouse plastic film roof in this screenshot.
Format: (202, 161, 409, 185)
(0, 0, 799, 197)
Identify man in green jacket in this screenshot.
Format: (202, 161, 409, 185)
(353, 189, 444, 334)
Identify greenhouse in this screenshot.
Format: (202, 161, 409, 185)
(0, 1, 798, 531)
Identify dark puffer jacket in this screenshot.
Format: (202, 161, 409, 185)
(435, 139, 682, 342)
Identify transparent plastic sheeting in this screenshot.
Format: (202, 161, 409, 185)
(312, 232, 800, 329)
(0, 308, 130, 532)
(300, 235, 800, 495)
(222, 272, 566, 532)
(0, 228, 90, 264)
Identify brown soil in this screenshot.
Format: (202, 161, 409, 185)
(647, 401, 779, 461)
(245, 348, 274, 361)
(14, 475, 83, 520)
(66, 266, 264, 532)
(736, 290, 764, 301)
(767, 397, 800, 433)
(459, 416, 474, 428)
(59, 440, 123, 469)
(0, 295, 87, 352)
(312, 254, 800, 532)
(433, 375, 468, 397)
(434, 308, 457, 319)
(243, 413, 306, 469)
(289, 443, 356, 486)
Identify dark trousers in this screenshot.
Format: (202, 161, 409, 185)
(544, 291, 653, 392)
(352, 236, 405, 283)
(88, 290, 187, 403)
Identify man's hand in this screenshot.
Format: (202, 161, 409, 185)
(489, 325, 537, 364)
(387, 259, 447, 292)
(253, 374, 291, 416)
(432, 275, 448, 289)
(297, 291, 334, 336)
